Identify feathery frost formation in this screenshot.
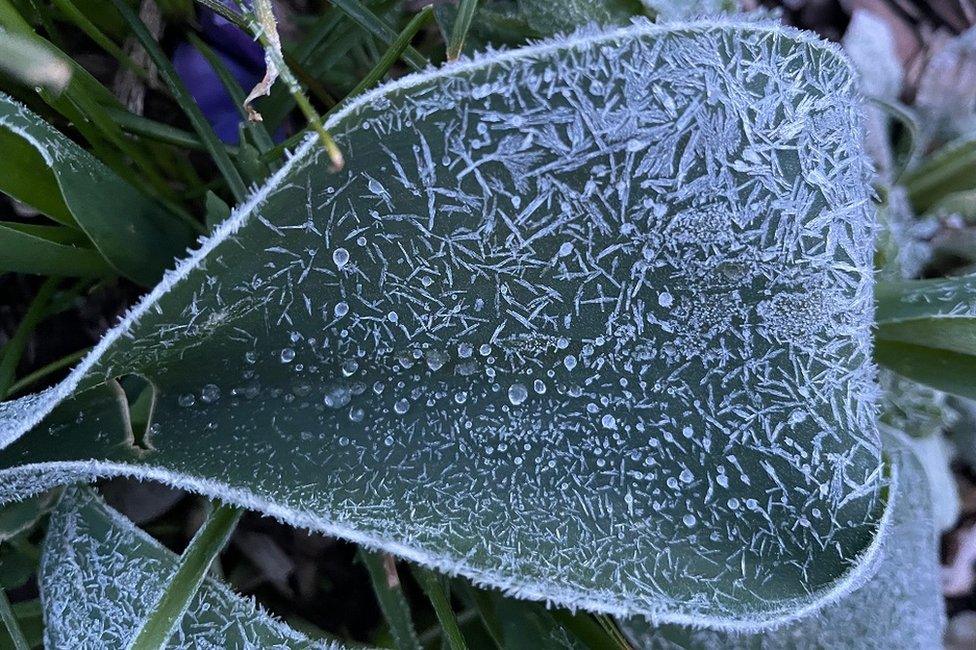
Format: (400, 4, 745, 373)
(621, 428, 945, 649)
(0, 20, 880, 626)
(41, 487, 338, 649)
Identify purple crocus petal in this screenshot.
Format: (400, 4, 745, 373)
(199, 6, 266, 70)
(173, 41, 261, 144)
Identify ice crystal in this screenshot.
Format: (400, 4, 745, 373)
(41, 487, 338, 649)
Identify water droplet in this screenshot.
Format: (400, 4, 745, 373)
(349, 406, 364, 422)
(244, 351, 257, 364)
(479, 344, 491, 356)
(372, 381, 385, 395)
(454, 391, 468, 404)
(178, 393, 196, 408)
(682, 514, 697, 527)
(556, 337, 570, 350)
(716, 474, 729, 488)
(457, 342, 474, 358)
(334, 302, 349, 318)
(394, 398, 409, 415)
(564, 355, 577, 371)
(533, 379, 546, 394)
(280, 348, 296, 363)
(200, 384, 220, 404)
(727, 497, 740, 509)
(658, 291, 673, 308)
(682, 425, 694, 438)
(387, 311, 399, 323)
(323, 385, 351, 409)
(384, 435, 394, 446)
(601, 414, 617, 429)
(341, 359, 359, 377)
(508, 383, 528, 406)
(679, 469, 694, 484)
(332, 247, 349, 269)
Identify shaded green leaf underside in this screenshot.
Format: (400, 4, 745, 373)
(40, 487, 340, 648)
(875, 276, 976, 399)
(0, 19, 883, 629)
(0, 93, 194, 285)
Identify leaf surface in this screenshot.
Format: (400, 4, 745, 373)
(0, 20, 882, 628)
(620, 427, 945, 649)
(40, 486, 339, 649)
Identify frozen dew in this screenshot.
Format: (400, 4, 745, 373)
(279, 348, 296, 363)
(564, 355, 578, 371)
(332, 247, 350, 270)
(341, 360, 359, 377)
(679, 468, 694, 484)
(323, 385, 351, 409)
(557, 241, 574, 257)
(533, 379, 546, 395)
(200, 384, 221, 404)
(658, 291, 674, 308)
(508, 383, 529, 406)
(601, 414, 617, 429)
(334, 302, 349, 318)
(457, 342, 474, 358)
(387, 311, 399, 323)
(682, 514, 697, 527)
(349, 406, 364, 422)
(393, 398, 409, 415)
(178, 393, 196, 408)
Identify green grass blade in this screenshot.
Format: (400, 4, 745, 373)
(0, 279, 58, 399)
(126, 503, 242, 650)
(328, 0, 427, 70)
(359, 551, 422, 650)
(413, 567, 467, 650)
(0, 590, 28, 650)
(102, 105, 225, 153)
(446, 0, 478, 60)
(4, 348, 88, 399)
(108, 0, 248, 201)
(344, 5, 434, 101)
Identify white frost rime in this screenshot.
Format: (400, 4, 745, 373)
(0, 20, 881, 628)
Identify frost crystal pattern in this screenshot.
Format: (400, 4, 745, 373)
(40, 487, 338, 649)
(621, 428, 945, 649)
(0, 21, 881, 626)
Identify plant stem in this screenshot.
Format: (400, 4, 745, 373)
(0, 589, 28, 650)
(413, 567, 467, 650)
(447, 0, 478, 60)
(126, 503, 242, 650)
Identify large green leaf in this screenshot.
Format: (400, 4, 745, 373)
(40, 486, 339, 648)
(0, 93, 194, 286)
(874, 276, 976, 398)
(0, 20, 883, 628)
(620, 427, 945, 648)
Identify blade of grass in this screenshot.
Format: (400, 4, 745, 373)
(446, 0, 477, 61)
(0, 589, 28, 650)
(413, 566, 467, 650)
(0, 278, 59, 397)
(359, 550, 422, 650)
(126, 502, 242, 650)
(5, 347, 89, 398)
(108, 0, 248, 201)
(102, 105, 232, 153)
(50, 0, 155, 85)
(344, 5, 433, 100)
(328, 0, 427, 70)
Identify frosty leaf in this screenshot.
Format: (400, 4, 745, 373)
(875, 276, 976, 398)
(619, 427, 945, 649)
(40, 486, 339, 649)
(0, 92, 194, 286)
(0, 21, 882, 627)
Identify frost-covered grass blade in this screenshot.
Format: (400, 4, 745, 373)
(0, 20, 882, 629)
(39, 487, 340, 648)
